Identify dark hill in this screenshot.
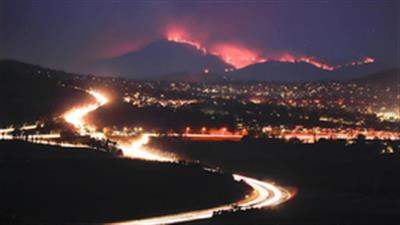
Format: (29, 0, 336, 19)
(86, 40, 231, 79)
(229, 60, 383, 82)
(230, 61, 328, 82)
(0, 60, 93, 126)
(352, 68, 400, 87)
(0, 140, 249, 224)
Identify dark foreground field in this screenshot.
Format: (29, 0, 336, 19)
(0, 140, 249, 224)
(150, 138, 400, 225)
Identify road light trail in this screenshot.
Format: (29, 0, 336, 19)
(63, 89, 108, 135)
(118, 133, 176, 162)
(233, 174, 290, 208)
(108, 174, 291, 225)
(0, 124, 39, 134)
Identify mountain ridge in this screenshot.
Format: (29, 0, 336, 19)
(81, 39, 384, 82)
(1, 58, 394, 84)
(84, 40, 231, 79)
(228, 60, 384, 82)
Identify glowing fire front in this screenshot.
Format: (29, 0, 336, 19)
(210, 43, 267, 69)
(165, 28, 374, 71)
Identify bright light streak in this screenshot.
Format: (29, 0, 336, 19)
(29, 133, 60, 139)
(233, 174, 287, 208)
(108, 173, 292, 225)
(0, 127, 15, 134)
(182, 133, 243, 141)
(118, 133, 176, 162)
(0, 124, 39, 134)
(64, 104, 98, 131)
(63, 90, 108, 135)
(88, 90, 108, 106)
(20, 124, 38, 130)
(33, 139, 90, 148)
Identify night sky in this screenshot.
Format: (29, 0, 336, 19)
(1, 0, 398, 72)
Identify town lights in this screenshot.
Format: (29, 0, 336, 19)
(201, 127, 207, 133)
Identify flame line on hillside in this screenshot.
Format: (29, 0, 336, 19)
(166, 30, 374, 70)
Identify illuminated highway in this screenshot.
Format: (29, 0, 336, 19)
(63, 89, 108, 135)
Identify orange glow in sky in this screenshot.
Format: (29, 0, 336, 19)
(210, 43, 267, 69)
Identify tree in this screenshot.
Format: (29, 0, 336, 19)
(356, 134, 366, 145)
(11, 127, 21, 139)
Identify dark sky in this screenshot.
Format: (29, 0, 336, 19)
(1, 0, 399, 72)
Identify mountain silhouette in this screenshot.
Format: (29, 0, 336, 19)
(228, 60, 383, 82)
(86, 40, 231, 79)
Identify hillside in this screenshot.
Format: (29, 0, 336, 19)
(86, 40, 231, 79)
(0, 140, 250, 224)
(229, 60, 383, 82)
(352, 68, 400, 87)
(0, 60, 93, 126)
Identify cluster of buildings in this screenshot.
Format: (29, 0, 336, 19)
(262, 125, 400, 143)
(113, 81, 398, 120)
